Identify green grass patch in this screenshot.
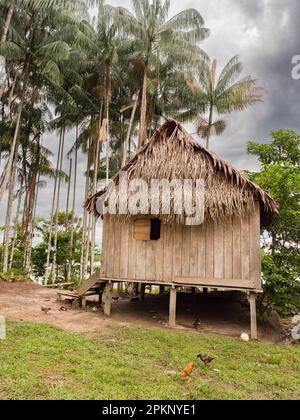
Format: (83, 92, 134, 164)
(0, 322, 299, 400)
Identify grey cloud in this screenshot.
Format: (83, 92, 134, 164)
(1, 0, 300, 227)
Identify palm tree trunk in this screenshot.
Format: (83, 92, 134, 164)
(91, 87, 106, 275)
(105, 64, 111, 184)
(23, 136, 41, 272)
(26, 169, 41, 272)
(80, 139, 91, 281)
(2, 146, 18, 272)
(206, 105, 214, 149)
(91, 137, 100, 276)
(45, 129, 63, 284)
(8, 179, 23, 271)
(23, 170, 37, 271)
(65, 158, 72, 216)
(1, 4, 14, 44)
(138, 69, 148, 150)
(7, 71, 18, 118)
(2, 62, 29, 271)
(67, 126, 78, 282)
(122, 91, 139, 167)
(51, 127, 65, 283)
(0, 61, 29, 204)
(85, 213, 92, 277)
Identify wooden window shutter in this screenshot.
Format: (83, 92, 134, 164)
(133, 219, 151, 241)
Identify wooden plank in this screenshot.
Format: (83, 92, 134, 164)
(112, 220, 121, 278)
(169, 287, 177, 327)
(197, 224, 206, 277)
(173, 224, 183, 279)
(214, 222, 224, 279)
(155, 223, 164, 282)
(119, 222, 129, 279)
(101, 216, 109, 277)
(104, 283, 113, 316)
(141, 283, 146, 300)
(174, 276, 256, 289)
(241, 212, 250, 280)
(205, 222, 214, 278)
(163, 224, 173, 283)
(250, 203, 262, 289)
(146, 241, 156, 281)
(224, 217, 233, 279)
(249, 293, 258, 340)
(106, 216, 115, 278)
(190, 226, 198, 277)
(127, 222, 136, 281)
(232, 216, 242, 279)
(182, 226, 191, 277)
(135, 234, 146, 281)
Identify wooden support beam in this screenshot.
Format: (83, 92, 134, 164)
(81, 297, 86, 309)
(249, 292, 258, 340)
(104, 283, 113, 317)
(169, 287, 177, 327)
(141, 284, 146, 300)
(159, 285, 165, 295)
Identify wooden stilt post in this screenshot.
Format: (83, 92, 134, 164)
(169, 287, 177, 327)
(81, 297, 86, 309)
(141, 284, 146, 300)
(104, 282, 113, 317)
(249, 293, 258, 340)
(159, 285, 165, 295)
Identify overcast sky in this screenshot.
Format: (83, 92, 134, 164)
(1, 0, 300, 241)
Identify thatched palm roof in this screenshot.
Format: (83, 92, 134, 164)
(86, 119, 278, 226)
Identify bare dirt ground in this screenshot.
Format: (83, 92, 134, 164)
(0, 281, 284, 342)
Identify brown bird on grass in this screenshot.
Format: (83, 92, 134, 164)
(197, 354, 214, 366)
(180, 362, 196, 378)
(41, 307, 51, 314)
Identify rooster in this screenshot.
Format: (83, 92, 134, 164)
(180, 362, 196, 379)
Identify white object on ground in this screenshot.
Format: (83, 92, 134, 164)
(0, 316, 6, 340)
(291, 314, 300, 340)
(240, 333, 250, 342)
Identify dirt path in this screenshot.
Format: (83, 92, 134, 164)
(0, 281, 283, 342)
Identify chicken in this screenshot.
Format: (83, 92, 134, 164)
(59, 306, 67, 312)
(193, 319, 202, 329)
(41, 307, 51, 314)
(180, 362, 195, 378)
(197, 354, 214, 366)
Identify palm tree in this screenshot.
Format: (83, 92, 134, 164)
(180, 56, 265, 149)
(119, 0, 209, 149)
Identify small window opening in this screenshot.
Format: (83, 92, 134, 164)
(150, 219, 161, 240)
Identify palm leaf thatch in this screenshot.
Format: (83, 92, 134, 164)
(85, 119, 278, 226)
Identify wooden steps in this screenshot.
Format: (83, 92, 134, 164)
(76, 270, 106, 296)
(57, 271, 107, 308)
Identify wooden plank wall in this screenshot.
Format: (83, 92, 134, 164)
(102, 203, 261, 290)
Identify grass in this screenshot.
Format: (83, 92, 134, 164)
(0, 321, 300, 400)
